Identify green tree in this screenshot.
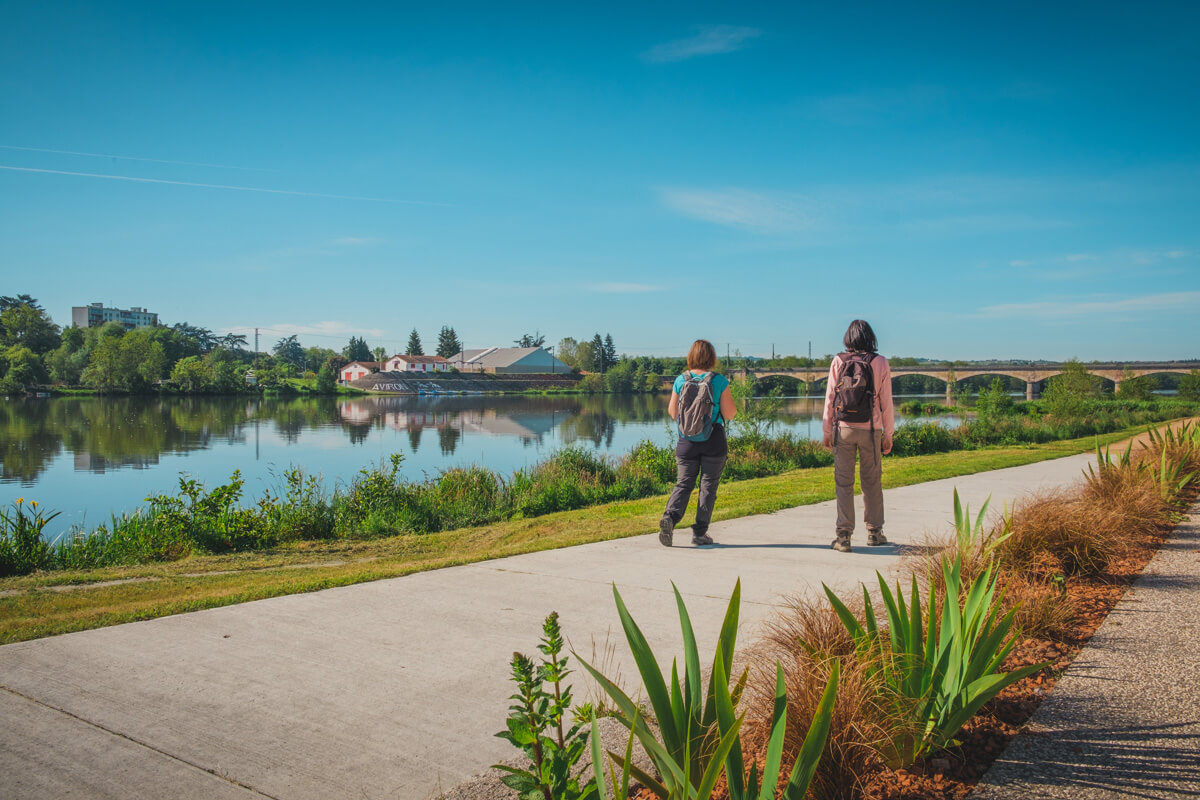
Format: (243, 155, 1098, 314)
(406, 328, 424, 355)
(729, 374, 782, 438)
(514, 331, 545, 348)
(1116, 368, 1153, 401)
(0, 299, 61, 354)
(316, 364, 337, 393)
(343, 336, 372, 362)
(555, 337, 581, 369)
(371, 346, 387, 363)
(975, 377, 1015, 420)
(81, 335, 125, 393)
(173, 322, 216, 353)
(0, 346, 48, 393)
(273, 335, 305, 369)
(216, 332, 248, 351)
(1043, 360, 1101, 418)
(437, 326, 463, 358)
(1179, 370, 1200, 402)
(604, 360, 635, 392)
(603, 333, 617, 369)
(171, 356, 214, 393)
(589, 333, 605, 372)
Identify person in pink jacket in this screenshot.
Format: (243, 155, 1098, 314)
(821, 319, 894, 552)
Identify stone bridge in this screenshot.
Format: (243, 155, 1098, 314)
(732, 362, 1200, 400)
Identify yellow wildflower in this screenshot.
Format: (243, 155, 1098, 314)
(16, 497, 23, 504)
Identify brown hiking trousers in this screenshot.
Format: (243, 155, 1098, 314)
(834, 425, 884, 537)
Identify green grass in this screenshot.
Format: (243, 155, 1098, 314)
(0, 426, 1146, 644)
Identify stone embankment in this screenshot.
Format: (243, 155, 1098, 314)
(350, 371, 582, 393)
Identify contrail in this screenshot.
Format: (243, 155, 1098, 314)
(0, 144, 277, 172)
(0, 165, 441, 205)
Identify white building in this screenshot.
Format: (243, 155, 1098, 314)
(340, 361, 380, 383)
(447, 347, 571, 374)
(71, 303, 158, 330)
(384, 354, 450, 373)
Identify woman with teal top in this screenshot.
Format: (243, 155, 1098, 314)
(659, 339, 738, 546)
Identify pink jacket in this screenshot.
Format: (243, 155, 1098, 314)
(821, 353, 894, 439)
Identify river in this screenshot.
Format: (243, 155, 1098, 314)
(0, 394, 962, 536)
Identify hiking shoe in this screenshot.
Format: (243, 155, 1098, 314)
(658, 516, 674, 547)
(691, 533, 714, 546)
(867, 530, 888, 546)
(831, 534, 852, 553)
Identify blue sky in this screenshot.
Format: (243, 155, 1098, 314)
(2, 1, 1198, 360)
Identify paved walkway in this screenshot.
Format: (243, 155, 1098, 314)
(970, 502, 1200, 799)
(0, 453, 1100, 800)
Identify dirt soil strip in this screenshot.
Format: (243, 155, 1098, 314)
(970, 500, 1200, 799)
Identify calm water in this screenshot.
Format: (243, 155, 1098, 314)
(0, 395, 961, 536)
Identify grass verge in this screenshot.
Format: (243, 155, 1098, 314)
(0, 425, 1146, 644)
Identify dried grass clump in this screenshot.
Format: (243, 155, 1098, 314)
(740, 595, 901, 800)
(1000, 488, 1123, 577)
(1000, 572, 1075, 640)
(907, 532, 1075, 641)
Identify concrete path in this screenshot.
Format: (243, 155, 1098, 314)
(0, 453, 1097, 800)
(970, 502, 1200, 799)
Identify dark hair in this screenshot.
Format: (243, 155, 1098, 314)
(687, 339, 717, 371)
(843, 320, 878, 353)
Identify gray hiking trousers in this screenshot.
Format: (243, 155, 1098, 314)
(663, 425, 728, 534)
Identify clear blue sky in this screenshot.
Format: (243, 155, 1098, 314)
(2, 1, 1198, 360)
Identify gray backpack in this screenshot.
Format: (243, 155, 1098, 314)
(677, 372, 716, 442)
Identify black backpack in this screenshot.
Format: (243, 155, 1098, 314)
(833, 352, 875, 428)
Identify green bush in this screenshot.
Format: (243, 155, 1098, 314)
(0, 499, 56, 576)
(890, 422, 958, 456)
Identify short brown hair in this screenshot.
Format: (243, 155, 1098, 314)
(686, 339, 717, 371)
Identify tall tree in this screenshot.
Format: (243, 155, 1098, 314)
(589, 333, 605, 372)
(555, 337, 581, 369)
(372, 346, 387, 363)
(603, 333, 617, 370)
(343, 336, 372, 362)
(437, 326, 463, 358)
(0, 300, 61, 354)
(273, 335, 305, 369)
(216, 332, 248, 351)
(514, 331, 546, 348)
(406, 328, 424, 355)
(173, 323, 216, 353)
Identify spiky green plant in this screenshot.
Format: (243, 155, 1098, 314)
(576, 580, 837, 800)
(824, 555, 1044, 766)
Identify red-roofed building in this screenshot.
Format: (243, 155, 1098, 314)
(384, 354, 450, 373)
(340, 361, 380, 383)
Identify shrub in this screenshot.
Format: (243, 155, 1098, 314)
(0, 499, 56, 576)
(889, 422, 957, 456)
(824, 556, 1045, 766)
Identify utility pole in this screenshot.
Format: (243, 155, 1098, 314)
(726, 342, 730, 364)
(254, 328, 260, 365)
(771, 343, 775, 361)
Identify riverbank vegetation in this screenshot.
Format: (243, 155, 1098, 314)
(0, 428, 1154, 643)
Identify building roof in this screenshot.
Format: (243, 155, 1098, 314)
(342, 361, 380, 370)
(447, 347, 566, 369)
(389, 354, 449, 364)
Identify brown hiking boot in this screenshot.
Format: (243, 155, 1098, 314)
(867, 530, 888, 546)
(831, 533, 852, 553)
(691, 532, 714, 546)
(658, 516, 674, 547)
